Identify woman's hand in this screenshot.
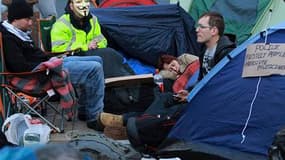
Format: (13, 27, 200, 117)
(174, 90, 189, 102)
(88, 40, 98, 50)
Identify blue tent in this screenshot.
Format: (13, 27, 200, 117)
(158, 22, 285, 160)
(90, 4, 200, 67)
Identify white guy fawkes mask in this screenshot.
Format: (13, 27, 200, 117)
(71, 0, 90, 18)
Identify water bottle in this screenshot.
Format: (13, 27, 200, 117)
(16, 96, 26, 112)
(153, 69, 164, 92)
(16, 96, 31, 112)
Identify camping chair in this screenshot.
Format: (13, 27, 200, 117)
(37, 16, 79, 57)
(37, 15, 56, 52)
(0, 32, 69, 133)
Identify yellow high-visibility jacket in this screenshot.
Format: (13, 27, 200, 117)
(51, 14, 107, 52)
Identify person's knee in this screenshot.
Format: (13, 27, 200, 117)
(89, 61, 104, 75)
(99, 47, 122, 56)
(95, 56, 103, 65)
(93, 61, 103, 69)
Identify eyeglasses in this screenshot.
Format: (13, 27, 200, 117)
(196, 24, 212, 29)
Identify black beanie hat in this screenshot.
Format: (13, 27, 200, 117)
(8, 0, 34, 22)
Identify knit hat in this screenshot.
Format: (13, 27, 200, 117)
(8, 0, 34, 22)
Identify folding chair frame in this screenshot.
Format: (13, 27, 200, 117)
(3, 86, 63, 132)
(0, 32, 65, 133)
(37, 15, 56, 52)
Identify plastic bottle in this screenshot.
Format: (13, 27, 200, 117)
(153, 69, 164, 92)
(16, 96, 27, 112)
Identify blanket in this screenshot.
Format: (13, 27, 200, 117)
(9, 57, 76, 109)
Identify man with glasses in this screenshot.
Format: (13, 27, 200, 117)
(196, 12, 236, 79)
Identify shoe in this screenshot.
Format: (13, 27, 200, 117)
(77, 113, 87, 121)
(87, 120, 104, 132)
(99, 112, 123, 127)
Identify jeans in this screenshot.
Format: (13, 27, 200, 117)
(63, 56, 104, 121)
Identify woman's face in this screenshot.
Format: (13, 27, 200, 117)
(164, 60, 180, 73)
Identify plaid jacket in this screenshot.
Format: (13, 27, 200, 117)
(9, 57, 76, 109)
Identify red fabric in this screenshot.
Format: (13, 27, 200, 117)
(99, 0, 156, 8)
(172, 60, 200, 93)
(0, 95, 4, 120)
(9, 57, 76, 109)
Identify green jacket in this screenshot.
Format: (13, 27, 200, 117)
(51, 14, 107, 52)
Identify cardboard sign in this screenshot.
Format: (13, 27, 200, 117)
(242, 43, 285, 77)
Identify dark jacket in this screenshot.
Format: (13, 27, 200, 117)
(199, 35, 236, 80)
(0, 23, 49, 72)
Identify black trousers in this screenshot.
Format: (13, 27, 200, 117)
(78, 47, 134, 78)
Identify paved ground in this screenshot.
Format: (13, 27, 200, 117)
(47, 104, 129, 144)
(49, 117, 98, 143)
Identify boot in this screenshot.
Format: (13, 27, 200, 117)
(99, 112, 123, 127)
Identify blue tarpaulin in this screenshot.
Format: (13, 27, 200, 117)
(91, 4, 200, 66)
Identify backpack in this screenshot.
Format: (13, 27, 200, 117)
(92, 50, 155, 114)
(68, 132, 141, 160)
(269, 128, 285, 160)
(104, 83, 155, 114)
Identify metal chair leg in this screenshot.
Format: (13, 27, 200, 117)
(5, 87, 62, 132)
(60, 109, 64, 133)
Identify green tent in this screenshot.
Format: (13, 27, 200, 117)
(251, 0, 285, 35)
(188, 0, 285, 44)
(170, 0, 193, 12)
(187, 0, 285, 45)
(188, 0, 272, 44)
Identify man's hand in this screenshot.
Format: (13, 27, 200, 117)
(88, 40, 98, 50)
(173, 90, 189, 102)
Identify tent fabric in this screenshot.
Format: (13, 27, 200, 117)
(158, 22, 285, 160)
(188, 0, 270, 44)
(0, 146, 37, 160)
(126, 58, 155, 75)
(251, 0, 285, 35)
(98, 0, 157, 8)
(170, 0, 192, 12)
(90, 4, 200, 66)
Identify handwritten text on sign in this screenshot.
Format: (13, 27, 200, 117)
(242, 43, 285, 77)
